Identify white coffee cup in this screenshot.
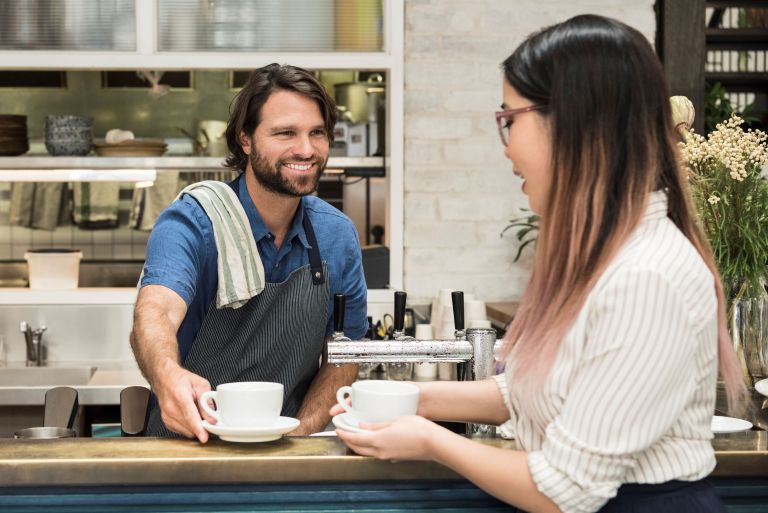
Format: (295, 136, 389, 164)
(336, 380, 419, 424)
(199, 381, 283, 428)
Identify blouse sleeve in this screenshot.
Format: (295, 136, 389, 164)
(527, 265, 702, 513)
(493, 372, 518, 426)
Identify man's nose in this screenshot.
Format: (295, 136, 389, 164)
(293, 134, 315, 157)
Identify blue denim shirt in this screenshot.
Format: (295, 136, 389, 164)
(140, 173, 368, 361)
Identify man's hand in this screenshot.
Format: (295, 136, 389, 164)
(291, 358, 358, 435)
(154, 363, 215, 442)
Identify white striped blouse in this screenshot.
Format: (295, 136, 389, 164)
(494, 191, 720, 513)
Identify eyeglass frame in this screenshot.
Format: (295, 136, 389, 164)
(494, 105, 548, 146)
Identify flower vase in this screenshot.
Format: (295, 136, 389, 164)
(729, 280, 768, 387)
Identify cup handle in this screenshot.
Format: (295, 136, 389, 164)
(199, 391, 220, 422)
(335, 386, 354, 414)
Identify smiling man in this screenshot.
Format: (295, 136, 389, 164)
(131, 64, 368, 441)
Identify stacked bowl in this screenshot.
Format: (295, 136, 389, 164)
(45, 115, 93, 156)
(0, 115, 29, 156)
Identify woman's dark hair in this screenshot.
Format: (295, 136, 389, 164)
(500, 14, 745, 409)
(225, 63, 337, 171)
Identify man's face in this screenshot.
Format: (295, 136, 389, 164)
(240, 90, 330, 197)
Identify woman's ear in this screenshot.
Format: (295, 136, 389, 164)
(239, 132, 252, 155)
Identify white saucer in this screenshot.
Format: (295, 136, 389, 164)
(309, 430, 337, 437)
(755, 378, 768, 398)
(332, 413, 370, 433)
(202, 416, 299, 442)
(711, 415, 752, 434)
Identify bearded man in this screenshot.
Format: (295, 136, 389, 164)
(132, 64, 368, 440)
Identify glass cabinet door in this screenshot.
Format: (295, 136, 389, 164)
(0, 0, 136, 51)
(157, 0, 383, 52)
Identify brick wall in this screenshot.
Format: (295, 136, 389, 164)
(403, 0, 656, 302)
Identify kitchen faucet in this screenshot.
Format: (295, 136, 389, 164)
(20, 321, 47, 367)
(327, 291, 501, 438)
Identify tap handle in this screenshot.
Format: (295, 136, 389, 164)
(333, 294, 346, 333)
(452, 291, 465, 330)
(393, 291, 407, 332)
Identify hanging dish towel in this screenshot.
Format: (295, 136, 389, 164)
(9, 183, 65, 231)
(177, 180, 265, 309)
(72, 183, 120, 229)
(130, 171, 181, 231)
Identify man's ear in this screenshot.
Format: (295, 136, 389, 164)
(239, 132, 252, 155)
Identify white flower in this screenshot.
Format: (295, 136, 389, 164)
(708, 195, 721, 205)
(670, 96, 695, 130)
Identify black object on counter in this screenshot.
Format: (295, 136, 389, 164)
(452, 291, 464, 331)
(361, 245, 389, 289)
(393, 291, 406, 333)
(121, 386, 150, 437)
(44, 386, 79, 429)
(333, 293, 346, 333)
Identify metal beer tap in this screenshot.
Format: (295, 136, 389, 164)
(328, 290, 502, 437)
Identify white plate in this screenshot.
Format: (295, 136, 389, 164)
(202, 416, 299, 442)
(755, 378, 768, 398)
(711, 415, 752, 434)
(332, 413, 371, 434)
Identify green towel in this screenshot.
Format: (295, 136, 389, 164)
(177, 180, 265, 309)
(72, 183, 119, 229)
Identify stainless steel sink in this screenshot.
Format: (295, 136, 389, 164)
(0, 366, 96, 386)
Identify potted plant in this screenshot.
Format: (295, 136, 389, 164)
(674, 96, 768, 385)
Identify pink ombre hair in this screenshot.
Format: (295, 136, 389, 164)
(500, 15, 745, 410)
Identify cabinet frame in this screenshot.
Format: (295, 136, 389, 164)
(0, 0, 405, 298)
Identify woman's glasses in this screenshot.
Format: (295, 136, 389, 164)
(494, 105, 547, 146)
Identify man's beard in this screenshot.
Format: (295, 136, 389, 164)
(248, 144, 326, 198)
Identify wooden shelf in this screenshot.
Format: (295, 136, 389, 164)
(0, 156, 384, 170)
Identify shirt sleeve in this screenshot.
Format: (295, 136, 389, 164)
(326, 220, 368, 339)
(140, 195, 212, 306)
(493, 373, 518, 423)
(528, 266, 700, 513)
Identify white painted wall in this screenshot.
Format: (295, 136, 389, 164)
(402, 0, 657, 303)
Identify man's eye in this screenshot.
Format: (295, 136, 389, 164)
(277, 131, 294, 137)
(311, 129, 327, 137)
(503, 118, 513, 129)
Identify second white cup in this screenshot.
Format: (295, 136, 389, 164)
(336, 380, 419, 424)
(199, 381, 283, 428)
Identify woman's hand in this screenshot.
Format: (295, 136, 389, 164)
(336, 415, 445, 461)
(329, 402, 347, 417)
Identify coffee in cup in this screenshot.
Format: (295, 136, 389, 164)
(336, 380, 419, 424)
(199, 381, 283, 428)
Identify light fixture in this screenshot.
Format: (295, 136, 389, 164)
(0, 169, 157, 183)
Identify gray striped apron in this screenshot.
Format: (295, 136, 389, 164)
(146, 214, 329, 438)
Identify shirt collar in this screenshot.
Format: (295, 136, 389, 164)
(236, 173, 311, 249)
(643, 190, 669, 221)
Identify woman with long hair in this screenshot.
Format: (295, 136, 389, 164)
(333, 14, 744, 513)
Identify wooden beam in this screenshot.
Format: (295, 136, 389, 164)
(661, 0, 706, 132)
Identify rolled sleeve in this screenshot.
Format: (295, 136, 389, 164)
(528, 266, 699, 513)
(140, 196, 212, 306)
(493, 373, 517, 423)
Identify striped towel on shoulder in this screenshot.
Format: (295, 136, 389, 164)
(177, 180, 265, 309)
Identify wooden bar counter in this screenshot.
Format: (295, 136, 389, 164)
(1, 431, 767, 512)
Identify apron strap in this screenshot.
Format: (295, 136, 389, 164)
(302, 214, 325, 285)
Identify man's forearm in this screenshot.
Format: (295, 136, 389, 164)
(130, 298, 182, 387)
(293, 362, 358, 435)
